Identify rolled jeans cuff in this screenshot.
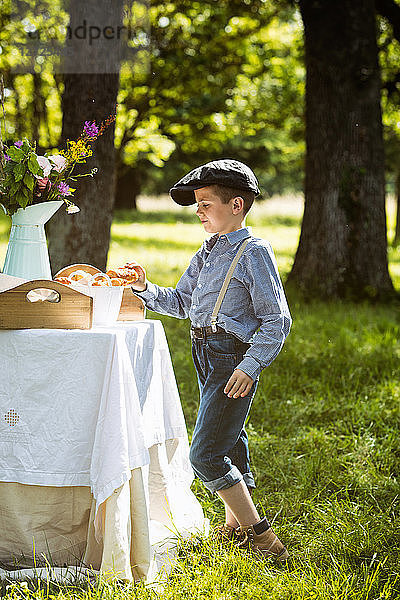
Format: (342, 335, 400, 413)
(243, 471, 256, 489)
(202, 465, 244, 494)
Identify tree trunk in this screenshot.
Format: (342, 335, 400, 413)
(115, 166, 142, 210)
(48, 0, 124, 274)
(288, 0, 395, 299)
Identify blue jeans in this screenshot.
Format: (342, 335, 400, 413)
(189, 329, 258, 493)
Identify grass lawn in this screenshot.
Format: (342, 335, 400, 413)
(0, 195, 399, 598)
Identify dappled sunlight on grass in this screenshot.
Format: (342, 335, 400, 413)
(387, 196, 400, 287)
(108, 222, 206, 282)
(113, 208, 198, 225)
(388, 246, 400, 288)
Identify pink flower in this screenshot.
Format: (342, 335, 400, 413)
(36, 156, 52, 177)
(83, 121, 99, 139)
(47, 154, 67, 173)
(58, 182, 72, 196)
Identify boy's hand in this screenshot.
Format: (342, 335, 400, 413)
(224, 369, 254, 398)
(128, 262, 147, 292)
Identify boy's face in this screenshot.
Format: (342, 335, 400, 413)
(194, 186, 244, 235)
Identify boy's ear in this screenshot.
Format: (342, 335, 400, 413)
(232, 196, 244, 213)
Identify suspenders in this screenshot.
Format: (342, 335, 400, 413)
(210, 237, 251, 332)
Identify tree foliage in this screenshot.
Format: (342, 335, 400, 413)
(1, 1, 399, 201)
(117, 1, 304, 198)
(0, 0, 304, 203)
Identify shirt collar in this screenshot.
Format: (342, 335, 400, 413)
(224, 226, 252, 246)
(204, 234, 219, 252)
(204, 226, 252, 252)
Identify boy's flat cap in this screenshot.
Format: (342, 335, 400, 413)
(169, 159, 260, 206)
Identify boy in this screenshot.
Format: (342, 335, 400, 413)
(131, 159, 292, 561)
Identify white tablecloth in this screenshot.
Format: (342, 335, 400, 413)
(0, 320, 205, 582)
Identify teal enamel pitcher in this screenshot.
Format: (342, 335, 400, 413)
(2, 200, 63, 279)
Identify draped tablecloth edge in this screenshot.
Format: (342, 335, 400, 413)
(0, 470, 91, 488)
(92, 447, 150, 512)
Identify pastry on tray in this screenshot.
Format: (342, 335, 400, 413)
(54, 262, 141, 287)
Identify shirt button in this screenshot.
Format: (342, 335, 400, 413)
(198, 283, 202, 288)
(206, 262, 210, 267)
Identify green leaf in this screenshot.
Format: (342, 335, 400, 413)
(9, 180, 20, 195)
(4, 163, 15, 175)
(21, 139, 32, 153)
(16, 192, 28, 209)
(23, 172, 35, 190)
(7, 146, 24, 161)
(4, 174, 14, 185)
(14, 163, 26, 182)
(6, 203, 19, 216)
(27, 154, 42, 176)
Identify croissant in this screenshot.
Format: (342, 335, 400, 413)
(54, 276, 72, 285)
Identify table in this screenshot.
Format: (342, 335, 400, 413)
(0, 320, 206, 583)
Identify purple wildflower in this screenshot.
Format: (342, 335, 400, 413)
(4, 153, 10, 162)
(57, 182, 72, 196)
(14, 140, 23, 148)
(83, 121, 99, 139)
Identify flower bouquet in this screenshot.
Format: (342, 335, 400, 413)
(0, 107, 116, 279)
(0, 119, 115, 217)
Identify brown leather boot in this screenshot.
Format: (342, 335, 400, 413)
(237, 518, 289, 562)
(212, 523, 239, 543)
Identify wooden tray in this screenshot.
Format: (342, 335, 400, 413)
(54, 264, 101, 278)
(54, 263, 145, 321)
(0, 280, 93, 329)
(118, 288, 145, 321)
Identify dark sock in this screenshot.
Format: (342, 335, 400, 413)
(253, 517, 271, 535)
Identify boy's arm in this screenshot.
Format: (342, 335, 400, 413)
(130, 252, 202, 319)
(235, 242, 292, 381)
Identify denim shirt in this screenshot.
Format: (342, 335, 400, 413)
(134, 227, 292, 380)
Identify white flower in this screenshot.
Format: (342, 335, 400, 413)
(36, 155, 52, 177)
(48, 154, 68, 173)
(66, 204, 80, 214)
